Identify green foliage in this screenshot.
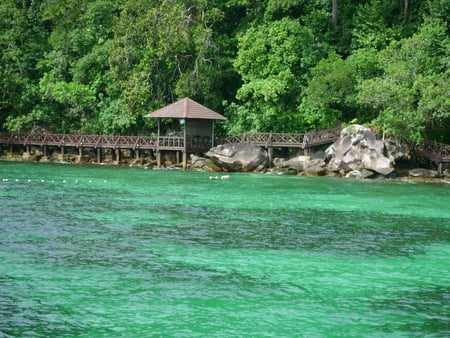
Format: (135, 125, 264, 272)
(230, 17, 329, 132)
(0, 0, 448, 145)
(300, 52, 357, 129)
(0, 0, 48, 130)
(109, 0, 225, 131)
(357, 19, 450, 143)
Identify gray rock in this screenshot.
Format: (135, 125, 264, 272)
(205, 142, 268, 172)
(409, 168, 439, 178)
(190, 154, 207, 170)
(304, 165, 326, 176)
(345, 169, 375, 179)
(326, 124, 394, 176)
(345, 170, 363, 179)
(272, 156, 308, 172)
(304, 158, 327, 176)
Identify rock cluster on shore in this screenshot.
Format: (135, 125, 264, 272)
(202, 125, 447, 179)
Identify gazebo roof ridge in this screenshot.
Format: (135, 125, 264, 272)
(145, 97, 226, 120)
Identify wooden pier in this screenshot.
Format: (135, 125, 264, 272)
(1, 127, 448, 172)
(0, 127, 342, 158)
(0, 128, 341, 166)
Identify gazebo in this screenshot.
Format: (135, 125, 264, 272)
(145, 97, 227, 168)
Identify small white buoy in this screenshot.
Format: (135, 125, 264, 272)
(88, 180, 92, 183)
(2, 178, 8, 182)
(220, 175, 230, 180)
(62, 180, 66, 183)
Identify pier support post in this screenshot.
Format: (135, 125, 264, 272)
(176, 151, 180, 165)
(115, 149, 120, 164)
(182, 151, 187, 170)
(156, 151, 161, 168)
(97, 148, 102, 163)
(267, 147, 273, 167)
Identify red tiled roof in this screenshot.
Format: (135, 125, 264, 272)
(145, 97, 226, 120)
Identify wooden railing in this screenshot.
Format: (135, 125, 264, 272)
(0, 132, 212, 152)
(0, 128, 343, 152)
(220, 126, 342, 149)
(223, 132, 307, 147)
(0, 133, 159, 150)
(304, 127, 343, 147)
(157, 136, 184, 150)
(413, 140, 450, 163)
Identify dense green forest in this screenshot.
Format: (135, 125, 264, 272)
(1, 0, 449, 143)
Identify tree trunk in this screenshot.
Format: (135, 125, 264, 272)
(332, 0, 339, 33)
(403, 0, 409, 24)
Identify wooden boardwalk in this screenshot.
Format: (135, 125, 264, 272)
(0, 127, 448, 170)
(0, 127, 343, 152)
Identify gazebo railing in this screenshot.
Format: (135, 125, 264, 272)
(157, 136, 184, 150)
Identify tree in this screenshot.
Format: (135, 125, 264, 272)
(0, 0, 49, 131)
(229, 17, 330, 133)
(299, 52, 355, 129)
(108, 0, 227, 133)
(357, 19, 450, 143)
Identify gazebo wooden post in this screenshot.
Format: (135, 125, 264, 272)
(156, 118, 161, 168)
(211, 121, 215, 147)
(183, 118, 187, 169)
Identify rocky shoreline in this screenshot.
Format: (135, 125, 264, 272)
(1, 125, 449, 182)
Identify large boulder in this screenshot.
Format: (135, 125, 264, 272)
(190, 154, 221, 172)
(273, 156, 309, 174)
(205, 142, 268, 172)
(326, 124, 394, 176)
(304, 159, 327, 176)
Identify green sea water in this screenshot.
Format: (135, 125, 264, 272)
(0, 162, 449, 337)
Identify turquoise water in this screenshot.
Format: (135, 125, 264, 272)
(0, 162, 449, 337)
